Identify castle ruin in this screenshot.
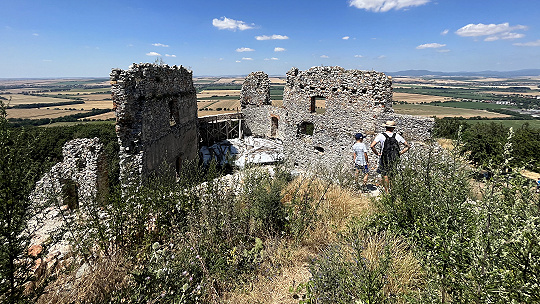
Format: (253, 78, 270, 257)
(240, 71, 271, 106)
(110, 63, 198, 183)
(31, 138, 108, 208)
(242, 66, 433, 169)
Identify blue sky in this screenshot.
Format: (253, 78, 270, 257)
(1, 0, 540, 77)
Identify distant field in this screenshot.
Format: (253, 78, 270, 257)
(393, 92, 450, 104)
(78, 112, 115, 121)
(432, 101, 517, 110)
(67, 88, 111, 94)
(41, 120, 115, 128)
(468, 119, 540, 129)
(6, 108, 88, 119)
(197, 90, 240, 98)
(211, 99, 240, 110)
(393, 104, 512, 118)
(1, 94, 76, 105)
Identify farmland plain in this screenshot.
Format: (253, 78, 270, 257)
(1, 75, 539, 127)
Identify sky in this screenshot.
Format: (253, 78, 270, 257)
(1, 0, 540, 78)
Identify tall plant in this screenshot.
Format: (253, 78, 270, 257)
(0, 101, 43, 303)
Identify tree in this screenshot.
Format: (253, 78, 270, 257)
(0, 100, 42, 303)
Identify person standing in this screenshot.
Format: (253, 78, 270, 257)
(352, 133, 369, 191)
(370, 121, 410, 193)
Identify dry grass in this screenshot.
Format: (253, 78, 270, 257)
(360, 233, 424, 298)
(37, 255, 130, 304)
(226, 176, 378, 303)
(437, 138, 454, 150)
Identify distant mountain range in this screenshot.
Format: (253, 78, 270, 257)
(386, 69, 540, 78)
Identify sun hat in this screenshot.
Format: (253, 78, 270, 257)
(355, 133, 364, 140)
(382, 120, 397, 128)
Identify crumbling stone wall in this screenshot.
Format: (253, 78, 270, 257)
(242, 66, 433, 170)
(240, 71, 270, 106)
(31, 138, 108, 207)
(111, 63, 198, 183)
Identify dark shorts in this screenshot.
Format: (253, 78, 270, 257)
(355, 164, 369, 174)
(377, 158, 398, 176)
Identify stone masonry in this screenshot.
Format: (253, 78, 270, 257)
(240, 71, 270, 106)
(31, 138, 108, 207)
(111, 63, 198, 183)
(242, 66, 434, 170)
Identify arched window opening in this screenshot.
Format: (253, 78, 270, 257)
(61, 179, 79, 210)
(271, 116, 279, 137)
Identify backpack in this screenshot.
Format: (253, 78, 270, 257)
(381, 133, 400, 164)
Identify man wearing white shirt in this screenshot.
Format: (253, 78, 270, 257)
(370, 121, 410, 193)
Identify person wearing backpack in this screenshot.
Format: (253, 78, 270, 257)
(370, 120, 410, 193)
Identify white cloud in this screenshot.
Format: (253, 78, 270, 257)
(274, 47, 286, 52)
(441, 29, 449, 35)
(377, 55, 386, 59)
(354, 54, 363, 58)
(349, 0, 430, 12)
(514, 39, 540, 47)
(255, 34, 289, 40)
(416, 43, 446, 49)
(236, 60, 241, 63)
(146, 52, 161, 56)
(342, 36, 350, 40)
(264, 57, 279, 61)
(456, 22, 527, 41)
(165, 54, 176, 57)
(242, 57, 253, 60)
(32, 33, 39, 36)
(212, 16, 254, 31)
(437, 49, 451, 53)
(236, 47, 255, 52)
(499, 32, 525, 40)
(152, 43, 169, 47)
(320, 55, 329, 58)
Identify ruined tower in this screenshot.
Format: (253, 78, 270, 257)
(111, 63, 198, 183)
(240, 71, 271, 107)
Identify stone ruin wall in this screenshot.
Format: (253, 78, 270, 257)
(31, 138, 108, 207)
(240, 71, 270, 107)
(242, 66, 434, 170)
(111, 63, 198, 183)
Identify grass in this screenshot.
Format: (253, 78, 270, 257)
(224, 175, 379, 303)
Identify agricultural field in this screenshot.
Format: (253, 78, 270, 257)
(393, 104, 512, 118)
(467, 119, 540, 129)
(3, 76, 539, 123)
(431, 101, 517, 110)
(6, 108, 89, 120)
(393, 92, 450, 104)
